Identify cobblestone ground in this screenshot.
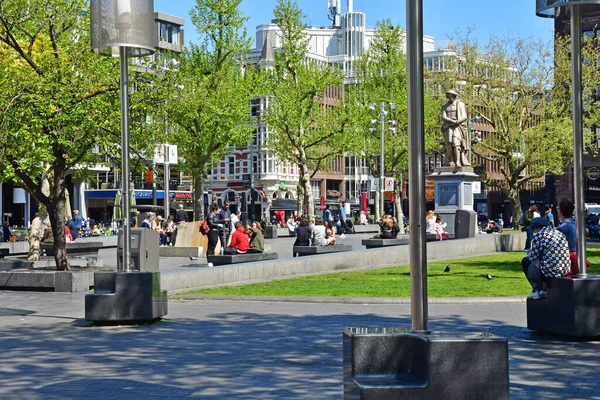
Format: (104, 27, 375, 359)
(0, 291, 599, 399)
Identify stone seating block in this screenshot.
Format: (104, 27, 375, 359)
(362, 238, 409, 249)
(207, 252, 278, 266)
(85, 271, 168, 323)
(353, 225, 380, 234)
(527, 275, 600, 337)
(344, 328, 509, 400)
(293, 245, 352, 256)
(41, 241, 110, 256)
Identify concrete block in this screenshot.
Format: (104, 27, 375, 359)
(343, 328, 509, 400)
(159, 246, 203, 258)
(55, 272, 94, 292)
(362, 238, 409, 249)
(207, 252, 278, 266)
(0, 271, 55, 290)
(85, 271, 168, 323)
(294, 245, 352, 256)
(527, 274, 600, 337)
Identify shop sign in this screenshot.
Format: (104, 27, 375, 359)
(278, 181, 287, 190)
(174, 192, 192, 199)
(327, 190, 341, 197)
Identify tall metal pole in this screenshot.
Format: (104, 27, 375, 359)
(380, 102, 385, 216)
(407, 0, 428, 333)
(119, 47, 131, 272)
(164, 145, 170, 220)
(571, 5, 587, 277)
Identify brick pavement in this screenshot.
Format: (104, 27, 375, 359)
(1, 291, 599, 399)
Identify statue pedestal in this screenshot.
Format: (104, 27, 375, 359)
(430, 167, 478, 238)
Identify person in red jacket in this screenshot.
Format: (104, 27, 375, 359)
(224, 221, 250, 254)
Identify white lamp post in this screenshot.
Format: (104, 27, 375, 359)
(90, 0, 155, 272)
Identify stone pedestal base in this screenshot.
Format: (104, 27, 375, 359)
(343, 327, 509, 400)
(430, 167, 478, 238)
(85, 271, 167, 324)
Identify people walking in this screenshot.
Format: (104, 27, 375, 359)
(338, 201, 347, 237)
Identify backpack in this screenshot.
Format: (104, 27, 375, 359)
(198, 219, 210, 235)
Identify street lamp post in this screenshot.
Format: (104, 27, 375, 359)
(91, 0, 155, 272)
(369, 102, 396, 218)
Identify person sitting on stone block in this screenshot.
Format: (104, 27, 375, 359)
(522, 217, 571, 300)
(246, 221, 264, 253)
(225, 221, 250, 255)
(310, 217, 328, 247)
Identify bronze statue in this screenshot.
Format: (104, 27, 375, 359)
(441, 90, 470, 167)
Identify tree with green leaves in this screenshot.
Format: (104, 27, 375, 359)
(157, 0, 257, 221)
(262, 0, 350, 219)
(435, 32, 588, 224)
(0, 0, 156, 270)
(349, 19, 440, 223)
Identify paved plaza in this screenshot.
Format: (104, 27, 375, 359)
(1, 290, 599, 399)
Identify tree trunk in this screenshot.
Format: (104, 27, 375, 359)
(394, 175, 405, 234)
(304, 176, 314, 220)
(374, 191, 381, 220)
(296, 180, 305, 217)
(47, 197, 70, 271)
(193, 175, 205, 222)
(508, 189, 522, 229)
(27, 212, 49, 261)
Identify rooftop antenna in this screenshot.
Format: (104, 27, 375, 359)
(327, 0, 341, 28)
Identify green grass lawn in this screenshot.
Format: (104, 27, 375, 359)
(185, 247, 600, 298)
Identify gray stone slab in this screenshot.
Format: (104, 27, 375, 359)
(207, 252, 278, 266)
(353, 225, 380, 234)
(159, 246, 203, 258)
(344, 328, 509, 400)
(0, 260, 34, 270)
(362, 238, 409, 249)
(41, 241, 111, 256)
(293, 245, 353, 256)
(54, 271, 94, 293)
(527, 275, 600, 337)
(85, 271, 168, 323)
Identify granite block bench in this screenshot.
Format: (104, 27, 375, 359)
(527, 274, 600, 337)
(353, 225, 381, 234)
(40, 241, 114, 256)
(293, 244, 352, 256)
(362, 238, 409, 249)
(207, 252, 278, 266)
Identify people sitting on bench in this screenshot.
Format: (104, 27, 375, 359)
(434, 216, 450, 241)
(522, 217, 571, 300)
(246, 221, 264, 253)
(557, 199, 589, 276)
(311, 217, 334, 246)
(373, 214, 398, 239)
(324, 219, 337, 245)
(293, 217, 311, 257)
(224, 221, 249, 255)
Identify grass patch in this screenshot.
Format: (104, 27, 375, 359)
(185, 248, 600, 298)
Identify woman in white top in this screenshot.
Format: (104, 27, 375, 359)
(425, 210, 436, 234)
(359, 211, 368, 225)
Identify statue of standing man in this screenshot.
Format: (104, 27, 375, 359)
(441, 89, 470, 167)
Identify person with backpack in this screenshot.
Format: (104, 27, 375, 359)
(207, 204, 225, 260)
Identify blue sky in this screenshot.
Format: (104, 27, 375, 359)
(154, 0, 556, 48)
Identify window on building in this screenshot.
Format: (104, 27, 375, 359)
(311, 180, 321, 200)
(228, 156, 235, 175)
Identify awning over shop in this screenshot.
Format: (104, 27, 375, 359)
(271, 199, 298, 211)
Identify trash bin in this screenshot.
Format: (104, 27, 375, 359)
(117, 228, 159, 271)
(455, 209, 477, 239)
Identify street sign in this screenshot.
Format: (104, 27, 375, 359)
(384, 177, 394, 191)
(371, 178, 379, 191)
(473, 181, 481, 194)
